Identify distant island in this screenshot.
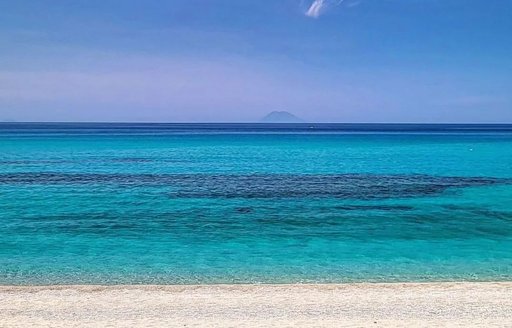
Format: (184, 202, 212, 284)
(260, 111, 303, 123)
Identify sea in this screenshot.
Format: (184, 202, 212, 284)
(1, 123, 512, 285)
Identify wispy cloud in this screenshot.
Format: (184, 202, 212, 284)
(305, 0, 326, 18)
(305, 0, 344, 18)
(346, 0, 361, 8)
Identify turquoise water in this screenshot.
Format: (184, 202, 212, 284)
(1, 123, 512, 284)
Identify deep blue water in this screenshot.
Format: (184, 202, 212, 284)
(1, 123, 512, 284)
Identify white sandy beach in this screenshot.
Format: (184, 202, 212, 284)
(1, 282, 511, 327)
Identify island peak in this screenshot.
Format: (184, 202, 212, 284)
(260, 111, 303, 123)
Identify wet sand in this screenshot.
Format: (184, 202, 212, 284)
(1, 282, 511, 327)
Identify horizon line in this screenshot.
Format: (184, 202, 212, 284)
(1, 121, 512, 125)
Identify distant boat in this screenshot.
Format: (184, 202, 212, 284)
(260, 111, 304, 123)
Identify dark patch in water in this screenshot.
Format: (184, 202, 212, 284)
(440, 204, 469, 211)
(7, 209, 512, 240)
(440, 204, 512, 221)
(335, 205, 414, 211)
(255, 216, 340, 227)
(0, 160, 73, 165)
(470, 209, 512, 221)
(109, 157, 153, 163)
(235, 207, 253, 214)
(0, 173, 507, 200)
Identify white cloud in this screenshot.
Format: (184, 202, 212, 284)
(305, 0, 326, 18)
(305, 0, 344, 18)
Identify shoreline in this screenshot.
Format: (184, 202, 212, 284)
(1, 280, 512, 288)
(2, 282, 512, 327)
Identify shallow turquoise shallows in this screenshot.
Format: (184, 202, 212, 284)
(1, 123, 512, 284)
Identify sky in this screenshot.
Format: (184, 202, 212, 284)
(0, 0, 511, 123)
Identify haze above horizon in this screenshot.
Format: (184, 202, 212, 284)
(1, 1, 511, 123)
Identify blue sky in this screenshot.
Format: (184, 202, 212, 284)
(1, 0, 511, 122)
